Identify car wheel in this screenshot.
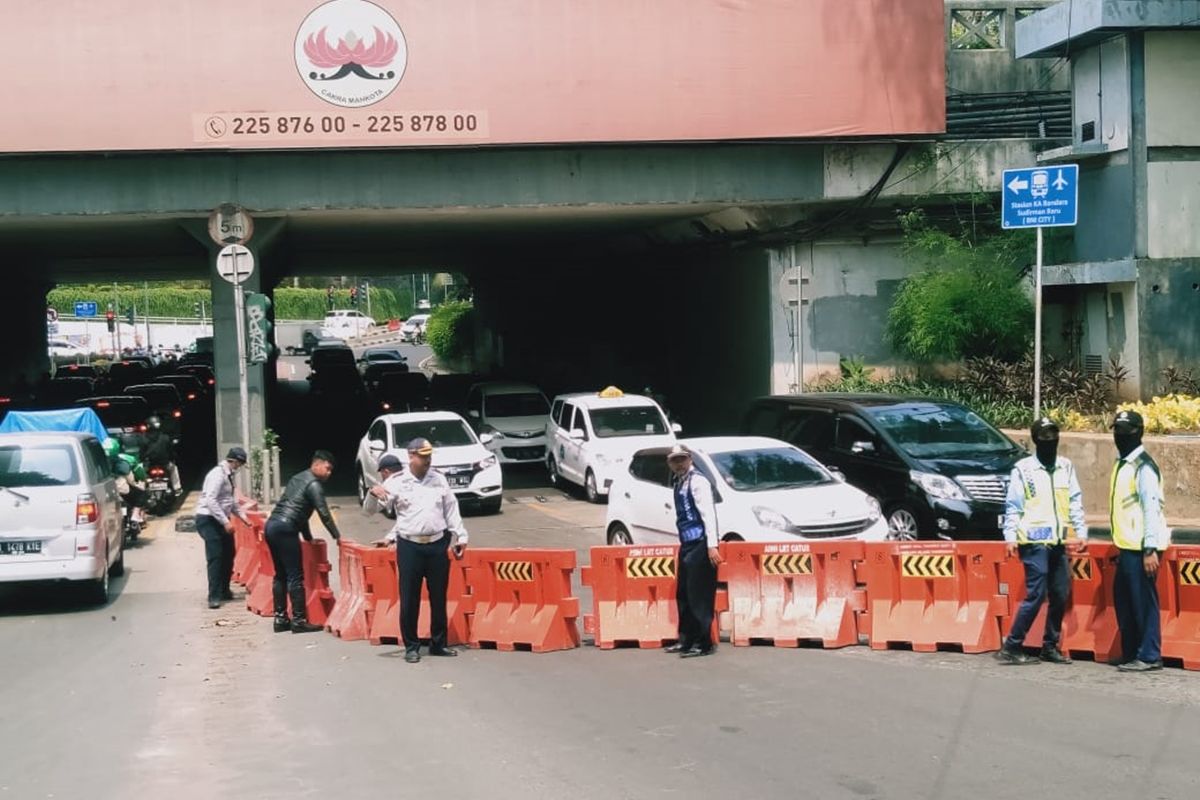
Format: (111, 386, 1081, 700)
(887, 506, 920, 541)
(110, 540, 125, 577)
(356, 464, 367, 504)
(607, 523, 633, 546)
(88, 547, 111, 605)
(547, 457, 561, 488)
(584, 470, 604, 504)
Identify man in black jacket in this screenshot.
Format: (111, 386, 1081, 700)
(265, 450, 342, 633)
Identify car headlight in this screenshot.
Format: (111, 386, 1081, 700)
(752, 506, 791, 531)
(911, 470, 967, 501)
(476, 455, 498, 470)
(865, 495, 882, 523)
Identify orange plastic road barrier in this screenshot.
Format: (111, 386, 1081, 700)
(860, 542, 1008, 653)
(368, 546, 471, 647)
(1159, 546, 1200, 671)
(387, 319, 401, 331)
(327, 540, 373, 640)
(230, 516, 261, 585)
(244, 534, 336, 626)
(998, 542, 1120, 662)
(719, 541, 865, 648)
(466, 548, 580, 652)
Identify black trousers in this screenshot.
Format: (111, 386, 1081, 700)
(195, 514, 235, 603)
(677, 538, 717, 649)
(397, 536, 450, 652)
(1004, 544, 1070, 649)
(265, 519, 308, 619)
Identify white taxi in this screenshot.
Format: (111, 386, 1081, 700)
(545, 387, 679, 503)
(604, 436, 889, 545)
(354, 410, 503, 514)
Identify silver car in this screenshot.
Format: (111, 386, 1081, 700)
(0, 432, 124, 604)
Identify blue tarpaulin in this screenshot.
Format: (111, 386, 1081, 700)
(0, 408, 111, 444)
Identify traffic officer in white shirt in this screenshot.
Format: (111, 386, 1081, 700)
(194, 447, 249, 609)
(665, 444, 722, 658)
(1110, 409, 1169, 672)
(996, 418, 1087, 665)
(365, 438, 468, 664)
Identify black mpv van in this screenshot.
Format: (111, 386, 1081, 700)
(742, 394, 1026, 540)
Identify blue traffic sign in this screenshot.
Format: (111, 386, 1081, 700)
(74, 301, 98, 318)
(1001, 164, 1078, 229)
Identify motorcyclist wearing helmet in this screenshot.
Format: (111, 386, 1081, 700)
(106, 438, 148, 524)
(143, 415, 182, 492)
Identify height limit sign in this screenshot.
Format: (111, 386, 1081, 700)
(1001, 164, 1078, 229)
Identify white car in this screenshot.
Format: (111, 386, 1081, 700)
(604, 436, 888, 546)
(399, 314, 429, 343)
(355, 410, 503, 514)
(466, 381, 551, 465)
(546, 387, 679, 503)
(0, 432, 125, 603)
(321, 310, 376, 338)
(48, 339, 90, 364)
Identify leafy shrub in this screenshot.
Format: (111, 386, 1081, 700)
(425, 302, 475, 363)
(1116, 395, 1200, 435)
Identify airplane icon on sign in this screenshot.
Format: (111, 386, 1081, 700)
(1052, 169, 1069, 191)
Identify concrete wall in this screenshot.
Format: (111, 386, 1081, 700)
(1136, 258, 1200, 396)
(768, 239, 911, 392)
(1144, 31, 1200, 147)
(1076, 158, 1135, 263)
(1006, 429, 1200, 523)
(945, 1, 1066, 94)
(1147, 162, 1200, 259)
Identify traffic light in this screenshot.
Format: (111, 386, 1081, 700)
(350, 286, 359, 306)
(244, 293, 275, 365)
(359, 281, 369, 301)
(105, 310, 115, 332)
(193, 301, 202, 317)
(125, 308, 135, 326)
(326, 285, 335, 310)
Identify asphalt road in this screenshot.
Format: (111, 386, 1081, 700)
(3, 492, 1200, 800)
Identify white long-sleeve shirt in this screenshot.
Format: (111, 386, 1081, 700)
(364, 468, 468, 545)
(195, 462, 238, 526)
(672, 468, 719, 549)
(1120, 446, 1171, 551)
(1002, 456, 1087, 544)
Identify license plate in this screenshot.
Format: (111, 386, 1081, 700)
(0, 540, 42, 555)
(450, 476, 471, 488)
(149, 481, 169, 491)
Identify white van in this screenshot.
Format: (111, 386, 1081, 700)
(322, 310, 376, 338)
(545, 387, 679, 503)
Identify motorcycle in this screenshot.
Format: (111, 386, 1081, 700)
(123, 501, 143, 542)
(145, 463, 178, 515)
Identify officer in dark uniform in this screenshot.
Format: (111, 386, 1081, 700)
(264, 450, 342, 633)
(665, 444, 722, 658)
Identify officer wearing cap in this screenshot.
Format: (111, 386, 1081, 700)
(194, 447, 250, 609)
(361, 453, 403, 520)
(1110, 410, 1169, 672)
(995, 418, 1087, 665)
(665, 444, 721, 658)
(366, 438, 468, 663)
(265, 450, 342, 633)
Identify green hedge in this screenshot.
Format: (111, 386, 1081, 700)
(46, 284, 407, 321)
(426, 302, 475, 362)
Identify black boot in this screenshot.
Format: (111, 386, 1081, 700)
(273, 614, 291, 633)
(291, 614, 323, 634)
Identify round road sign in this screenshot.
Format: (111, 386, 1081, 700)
(46, 307, 58, 323)
(208, 204, 254, 246)
(216, 244, 256, 284)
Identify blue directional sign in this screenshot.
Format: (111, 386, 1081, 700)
(1002, 164, 1078, 229)
(74, 301, 98, 317)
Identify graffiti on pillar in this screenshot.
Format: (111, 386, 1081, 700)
(244, 293, 273, 365)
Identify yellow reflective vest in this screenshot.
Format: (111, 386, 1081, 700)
(1110, 452, 1167, 551)
(1013, 457, 1075, 545)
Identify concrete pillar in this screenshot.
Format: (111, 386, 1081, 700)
(3, 273, 53, 390)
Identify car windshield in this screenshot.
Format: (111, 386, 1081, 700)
(391, 421, 476, 448)
(85, 401, 149, 428)
(710, 447, 830, 492)
(0, 444, 79, 487)
(865, 402, 1014, 457)
(485, 392, 549, 418)
(589, 405, 667, 438)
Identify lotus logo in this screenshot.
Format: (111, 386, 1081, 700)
(295, 0, 408, 108)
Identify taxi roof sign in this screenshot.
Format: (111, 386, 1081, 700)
(598, 386, 624, 398)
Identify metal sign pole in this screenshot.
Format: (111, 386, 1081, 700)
(1033, 226, 1044, 419)
(231, 249, 252, 458)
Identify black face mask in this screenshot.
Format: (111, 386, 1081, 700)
(1035, 439, 1058, 467)
(1114, 432, 1142, 459)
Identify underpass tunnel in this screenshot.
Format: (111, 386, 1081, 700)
(467, 245, 772, 435)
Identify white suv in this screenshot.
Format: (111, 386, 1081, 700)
(0, 432, 125, 603)
(545, 388, 679, 503)
(322, 310, 376, 338)
(604, 436, 888, 546)
(355, 410, 503, 514)
(466, 382, 551, 465)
